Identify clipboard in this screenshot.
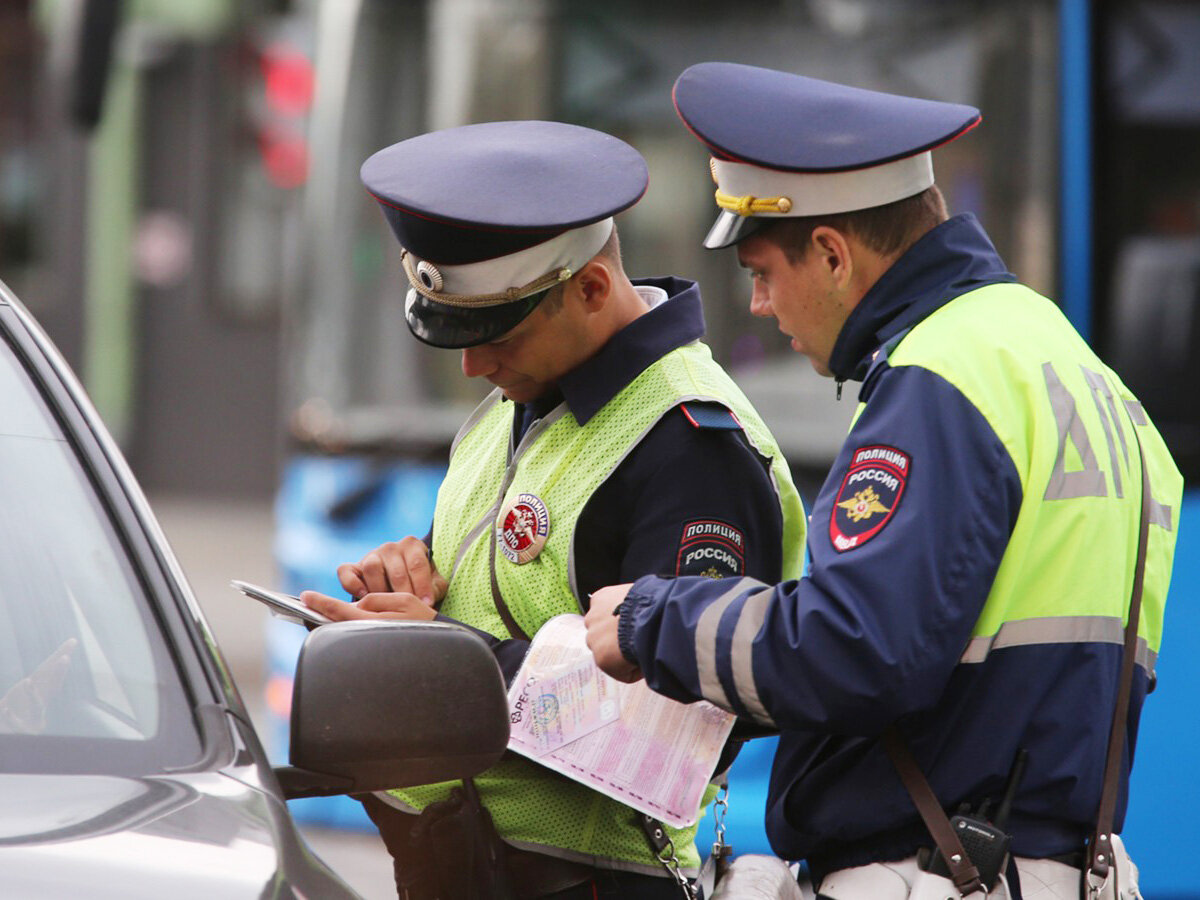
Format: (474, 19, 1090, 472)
(230, 579, 332, 626)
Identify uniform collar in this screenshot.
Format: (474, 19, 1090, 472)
(828, 213, 1016, 383)
(529, 276, 706, 426)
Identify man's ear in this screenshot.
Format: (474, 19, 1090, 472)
(573, 258, 614, 310)
(809, 225, 855, 292)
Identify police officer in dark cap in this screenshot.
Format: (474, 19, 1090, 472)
(301, 119, 806, 899)
(586, 63, 1182, 899)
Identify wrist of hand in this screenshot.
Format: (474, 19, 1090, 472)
(616, 592, 649, 667)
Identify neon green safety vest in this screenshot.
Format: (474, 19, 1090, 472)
(387, 339, 805, 874)
(874, 282, 1182, 664)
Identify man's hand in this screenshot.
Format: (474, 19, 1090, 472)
(584, 584, 643, 683)
(301, 590, 437, 622)
(337, 536, 448, 608)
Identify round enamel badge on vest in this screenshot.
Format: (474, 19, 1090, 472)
(498, 492, 550, 564)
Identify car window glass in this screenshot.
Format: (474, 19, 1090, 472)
(0, 337, 200, 769)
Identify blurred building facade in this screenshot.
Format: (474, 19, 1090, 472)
(3, 0, 1198, 495)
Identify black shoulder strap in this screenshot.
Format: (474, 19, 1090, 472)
(1086, 432, 1152, 890)
(882, 727, 985, 896)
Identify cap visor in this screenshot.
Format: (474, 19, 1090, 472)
(405, 289, 546, 349)
(703, 210, 765, 249)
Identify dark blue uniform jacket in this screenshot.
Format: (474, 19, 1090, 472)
(620, 216, 1154, 878)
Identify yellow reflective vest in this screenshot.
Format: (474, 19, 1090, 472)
(389, 339, 804, 873)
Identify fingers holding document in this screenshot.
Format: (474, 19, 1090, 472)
(300, 589, 438, 622)
(337, 536, 447, 607)
(584, 583, 643, 684)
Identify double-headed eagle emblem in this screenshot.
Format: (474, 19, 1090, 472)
(837, 486, 891, 522)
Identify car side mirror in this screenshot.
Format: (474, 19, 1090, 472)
(275, 620, 509, 799)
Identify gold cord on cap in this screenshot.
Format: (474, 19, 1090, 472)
(402, 250, 572, 308)
(714, 188, 793, 217)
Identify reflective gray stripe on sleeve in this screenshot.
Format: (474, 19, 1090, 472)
(695, 577, 766, 714)
(730, 585, 779, 727)
(960, 615, 1157, 673)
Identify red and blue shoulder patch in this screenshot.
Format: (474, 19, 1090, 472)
(830, 445, 910, 552)
(677, 519, 745, 578)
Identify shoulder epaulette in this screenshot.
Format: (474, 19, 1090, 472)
(679, 401, 742, 431)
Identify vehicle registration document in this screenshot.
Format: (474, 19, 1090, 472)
(507, 614, 735, 827)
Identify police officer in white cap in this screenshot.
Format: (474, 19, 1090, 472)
(300, 119, 807, 899)
(585, 63, 1182, 900)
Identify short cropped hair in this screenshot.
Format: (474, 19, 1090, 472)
(541, 225, 622, 315)
(594, 224, 622, 265)
(759, 184, 949, 263)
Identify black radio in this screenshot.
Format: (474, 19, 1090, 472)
(922, 749, 1028, 890)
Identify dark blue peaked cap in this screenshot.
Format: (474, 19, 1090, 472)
(672, 62, 981, 247)
(673, 62, 980, 172)
(361, 121, 647, 347)
(361, 120, 647, 265)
